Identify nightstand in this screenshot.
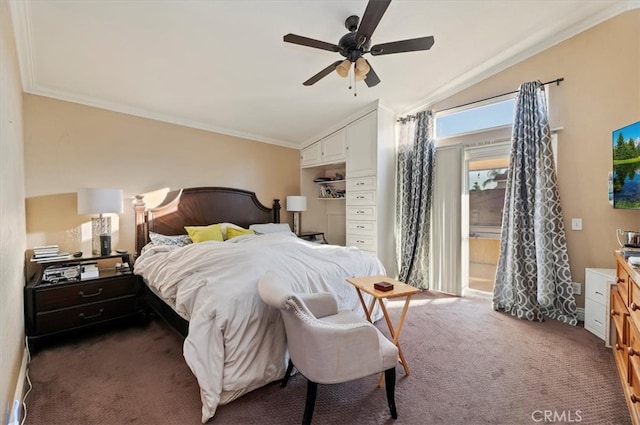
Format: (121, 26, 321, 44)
(297, 231, 328, 244)
(24, 253, 144, 351)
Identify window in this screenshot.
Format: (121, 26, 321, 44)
(435, 97, 515, 139)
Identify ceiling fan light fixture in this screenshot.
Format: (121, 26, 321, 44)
(355, 57, 370, 75)
(336, 59, 351, 78)
(354, 67, 367, 81)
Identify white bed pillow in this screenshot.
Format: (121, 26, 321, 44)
(249, 223, 293, 235)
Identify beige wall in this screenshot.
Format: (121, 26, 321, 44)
(432, 9, 640, 306)
(23, 95, 300, 254)
(0, 0, 27, 420)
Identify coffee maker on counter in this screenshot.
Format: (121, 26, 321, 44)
(618, 229, 640, 258)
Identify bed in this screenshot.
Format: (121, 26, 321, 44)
(132, 187, 385, 423)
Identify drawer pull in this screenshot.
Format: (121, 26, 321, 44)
(79, 288, 103, 298)
(356, 182, 365, 186)
(594, 319, 603, 325)
(629, 347, 640, 357)
(616, 344, 624, 351)
(79, 309, 104, 320)
(357, 225, 365, 229)
(357, 210, 365, 214)
(611, 310, 620, 317)
(617, 277, 625, 284)
(632, 303, 640, 311)
(594, 291, 603, 296)
(356, 195, 365, 199)
(632, 394, 640, 404)
(356, 240, 365, 244)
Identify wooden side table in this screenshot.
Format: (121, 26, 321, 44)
(346, 275, 420, 385)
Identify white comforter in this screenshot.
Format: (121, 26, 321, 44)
(134, 232, 385, 423)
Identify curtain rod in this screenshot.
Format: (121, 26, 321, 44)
(436, 77, 564, 114)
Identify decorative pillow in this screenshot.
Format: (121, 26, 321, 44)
(184, 224, 224, 243)
(149, 231, 192, 248)
(249, 223, 292, 234)
(226, 227, 256, 239)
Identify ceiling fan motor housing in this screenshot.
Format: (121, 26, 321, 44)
(338, 31, 371, 61)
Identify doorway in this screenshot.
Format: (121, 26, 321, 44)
(463, 143, 510, 295)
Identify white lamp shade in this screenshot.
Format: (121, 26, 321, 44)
(286, 196, 307, 212)
(77, 188, 124, 215)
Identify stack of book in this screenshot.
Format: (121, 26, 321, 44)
(30, 245, 71, 263)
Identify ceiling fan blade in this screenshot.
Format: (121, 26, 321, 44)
(284, 33, 341, 53)
(364, 60, 380, 87)
(355, 0, 391, 46)
(303, 61, 343, 86)
(370, 36, 435, 56)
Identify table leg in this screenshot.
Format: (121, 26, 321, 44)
(378, 295, 414, 377)
(354, 288, 372, 323)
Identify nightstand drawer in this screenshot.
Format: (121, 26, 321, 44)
(35, 275, 138, 311)
(584, 297, 606, 339)
(36, 296, 137, 335)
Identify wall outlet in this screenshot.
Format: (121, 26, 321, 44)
(571, 218, 582, 230)
(571, 282, 581, 295)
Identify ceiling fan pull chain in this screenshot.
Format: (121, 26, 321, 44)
(348, 64, 352, 91)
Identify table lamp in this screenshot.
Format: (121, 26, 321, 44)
(286, 196, 307, 235)
(77, 188, 123, 255)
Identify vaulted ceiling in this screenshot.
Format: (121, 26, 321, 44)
(9, 1, 634, 148)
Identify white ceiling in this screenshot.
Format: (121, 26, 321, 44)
(9, 0, 635, 148)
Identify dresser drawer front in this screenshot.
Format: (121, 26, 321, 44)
(347, 235, 376, 252)
(612, 288, 628, 344)
(36, 275, 138, 311)
(347, 221, 376, 236)
(585, 273, 611, 305)
(346, 177, 376, 191)
(346, 206, 377, 221)
(584, 297, 607, 339)
(35, 296, 137, 335)
(346, 190, 376, 205)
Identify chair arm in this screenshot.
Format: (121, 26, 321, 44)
(297, 292, 338, 318)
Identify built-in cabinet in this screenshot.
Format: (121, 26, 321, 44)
(301, 128, 347, 168)
(610, 253, 640, 425)
(300, 103, 397, 277)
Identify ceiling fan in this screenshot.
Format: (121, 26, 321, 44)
(283, 0, 434, 89)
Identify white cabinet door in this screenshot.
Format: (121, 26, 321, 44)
(301, 142, 321, 168)
(346, 112, 377, 177)
(321, 129, 347, 164)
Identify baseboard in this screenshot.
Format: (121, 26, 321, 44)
(6, 347, 29, 425)
(577, 307, 585, 323)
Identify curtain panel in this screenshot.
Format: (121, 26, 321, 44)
(493, 82, 577, 326)
(396, 111, 436, 289)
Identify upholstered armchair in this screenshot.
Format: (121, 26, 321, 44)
(258, 271, 399, 425)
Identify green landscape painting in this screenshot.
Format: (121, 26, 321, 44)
(612, 120, 640, 209)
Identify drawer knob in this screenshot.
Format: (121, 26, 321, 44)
(79, 288, 103, 298)
(79, 308, 104, 320)
(617, 277, 625, 284)
(611, 310, 620, 317)
(357, 225, 365, 229)
(616, 343, 623, 351)
(357, 210, 364, 214)
(632, 394, 640, 404)
(632, 303, 640, 312)
(357, 182, 364, 186)
(630, 347, 640, 357)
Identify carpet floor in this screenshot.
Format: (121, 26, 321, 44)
(24, 292, 630, 425)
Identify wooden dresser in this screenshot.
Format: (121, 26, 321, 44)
(612, 252, 640, 424)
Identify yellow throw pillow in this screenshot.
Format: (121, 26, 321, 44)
(184, 224, 224, 243)
(226, 227, 255, 239)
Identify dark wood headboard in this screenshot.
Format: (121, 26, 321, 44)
(134, 187, 281, 256)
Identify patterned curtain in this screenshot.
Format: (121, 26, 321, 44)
(493, 82, 577, 326)
(396, 111, 436, 289)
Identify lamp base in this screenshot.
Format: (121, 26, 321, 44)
(91, 216, 111, 255)
(293, 212, 301, 236)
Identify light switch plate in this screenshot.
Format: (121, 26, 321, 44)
(571, 218, 582, 231)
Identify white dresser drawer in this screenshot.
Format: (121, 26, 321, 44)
(346, 191, 376, 205)
(347, 206, 376, 221)
(347, 177, 376, 191)
(347, 221, 376, 236)
(584, 297, 607, 340)
(347, 235, 376, 252)
(585, 268, 615, 305)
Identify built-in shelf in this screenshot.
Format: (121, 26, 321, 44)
(315, 179, 346, 185)
(317, 197, 345, 200)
